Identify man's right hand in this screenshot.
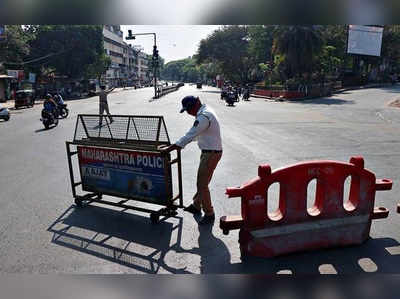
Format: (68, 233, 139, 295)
(158, 145, 171, 153)
(158, 144, 180, 153)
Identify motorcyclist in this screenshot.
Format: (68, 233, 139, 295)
(54, 92, 65, 106)
(243, 84, 250, 100)
(43, 93, 58, 117)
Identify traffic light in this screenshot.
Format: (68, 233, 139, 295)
(153, 45, 159, 59)
(126, 30, 135, 40)
(0, 25, 6, 41)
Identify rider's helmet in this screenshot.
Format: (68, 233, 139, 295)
(45, 93, 52, 100)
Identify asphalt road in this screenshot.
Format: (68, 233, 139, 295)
(1, 84, 400, 274)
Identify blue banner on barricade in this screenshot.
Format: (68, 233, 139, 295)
(78, 146, 172, 205)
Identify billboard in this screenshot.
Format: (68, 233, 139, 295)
(0, 25, 5, 41)
(347, 25, 384, 57)
(7, 70, 19, 78)
(7, 70, 24, 80)
(29, 73, 36, 83)
(77, 146, 172, 205)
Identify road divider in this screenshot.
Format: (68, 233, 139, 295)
(156, 83, 184, 98)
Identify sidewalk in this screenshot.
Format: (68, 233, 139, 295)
(250, 82, 397, 102)
(1, 99, 44, 109)
(1, 87, 134, 109)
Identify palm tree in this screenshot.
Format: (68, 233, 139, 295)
(273, 25, 324, 79)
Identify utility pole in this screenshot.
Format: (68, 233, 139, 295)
(126, 30, 158, 98)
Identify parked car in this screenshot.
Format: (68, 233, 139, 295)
(0, 103, 10, 121)
(15, 89, 35, 109)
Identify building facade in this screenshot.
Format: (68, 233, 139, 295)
(103, 25, 151, 87)
(103, 25, 127, 87)
(137, 52, 150, 86)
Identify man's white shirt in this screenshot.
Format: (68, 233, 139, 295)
(176, 104, 222, 151)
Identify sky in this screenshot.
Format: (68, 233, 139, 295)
(121, 25, 221, 63)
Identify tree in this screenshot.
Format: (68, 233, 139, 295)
(147, 54, 165, 80)
(0, 25, 33, 72)
(161, 57, 202, 82)
(85, 53, 111, 84)
(272, 25, 324, 79)
(196, 25, 253, 83)
(27, 25, 104, 79)
(248, 26, 275, 64)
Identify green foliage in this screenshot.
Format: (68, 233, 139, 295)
(85, 53, 111, 81)
(272, 25, 324, 78)
(196, 25, 252, 82)
(27, 25, 104, 79)
(248, 26, 275, 63)
(147, 53, 165, 79)
(161, 57, 216, 82)
(0, 25, 33, 70)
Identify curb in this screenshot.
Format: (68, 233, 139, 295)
(251, 83, 397, 102)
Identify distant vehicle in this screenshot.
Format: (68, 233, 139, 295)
(225, 91, 236, 106)
(0, 103, 10, 121)
(221, 88, 227, 100)
(15, 89, 35, 109)
(196, 82, 202, 89)
(243, 88, 250, 100)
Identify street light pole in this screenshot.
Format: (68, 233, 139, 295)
(126, 31, 158, 99)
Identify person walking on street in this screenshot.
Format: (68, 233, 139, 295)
(98, 85, 115, 126)
(159, 96, 223, 225)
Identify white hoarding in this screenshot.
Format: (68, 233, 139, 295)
(347, 25, 383, 57)
(7, 70, 19, 78)
(29, 73, 36, 83)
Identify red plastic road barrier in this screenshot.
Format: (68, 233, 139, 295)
(220, 156, 393, 259)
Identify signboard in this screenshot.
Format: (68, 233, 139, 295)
(0, 25, 5, 41)
(77, 146, 172, 205)
(347, 25, 384, 57)
(29, 73, 36, 83)
(7, 70, 24, 80)
(7, 70, 19, 78)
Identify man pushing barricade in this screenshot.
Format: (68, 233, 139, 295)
(159, 95, 223, 225)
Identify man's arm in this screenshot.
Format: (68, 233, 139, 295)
(107, 87, 116, 94)
(175, 115, 210, 149)
(158, 115, 209, 153)
(158, 143, 181, 153)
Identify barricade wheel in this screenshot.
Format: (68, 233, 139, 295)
(240, 251, 249, 262)
(75, 197, 83, 207)
(150, 213, 159, 224)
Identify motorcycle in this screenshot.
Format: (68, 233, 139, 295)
(243, 89, 250, 101)
(225, 91, 236, 106)
(57, 103, 69, 118)
(220, 89, 227, 100)
(40, 108, 59, 129)
(0, 104, 10, 121)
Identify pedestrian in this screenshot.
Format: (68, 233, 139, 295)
(159, 96, 223, 225)
(98, 85, 115, 126)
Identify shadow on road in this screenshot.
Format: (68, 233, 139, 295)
(47, 205, 399, 274)
(201, 90, 221, 94)
(34, 127, 52, 133)
(221, 236, 400, 274)
(293, 97, 355, 105)
(48, 204, 191, 273)
(174, 221, 232, 274)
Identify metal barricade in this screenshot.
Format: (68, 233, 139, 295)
(66, 114, 183, 223)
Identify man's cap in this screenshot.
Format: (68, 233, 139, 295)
(180, 96, 198, 113)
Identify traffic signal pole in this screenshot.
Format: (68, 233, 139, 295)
(126, 31, 158, 99)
